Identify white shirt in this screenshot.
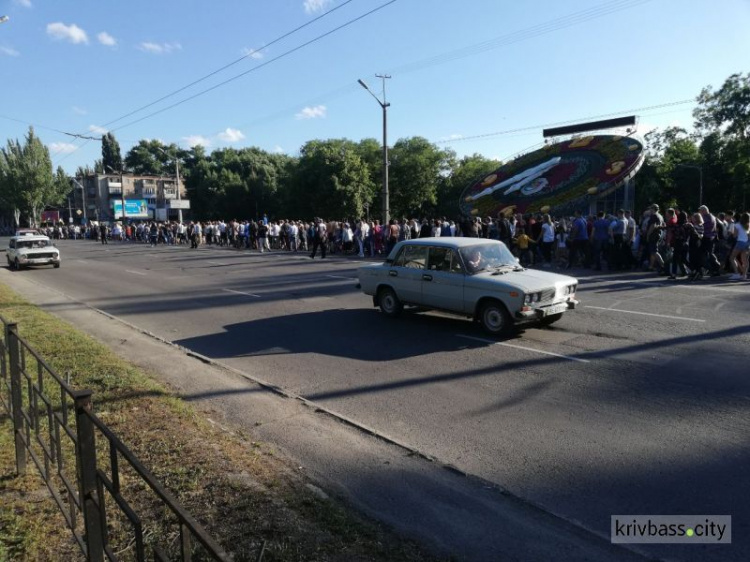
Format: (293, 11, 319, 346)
(736, 223, 748, 243)
(541, 222, 555, 243)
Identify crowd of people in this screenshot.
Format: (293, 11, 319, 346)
(31, 203, 750, 280)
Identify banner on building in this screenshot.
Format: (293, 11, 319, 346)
(112, 199, 149, 219)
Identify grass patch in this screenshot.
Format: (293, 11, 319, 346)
(0, 284, 438, 561)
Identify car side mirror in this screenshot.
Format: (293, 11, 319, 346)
(516, 257, 521, 263)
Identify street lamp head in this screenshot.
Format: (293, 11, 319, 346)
(0, 15, 9, 24)
(357, 79, 370, 91)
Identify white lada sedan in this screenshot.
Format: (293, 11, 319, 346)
(6, 235, 61, 270)
(357, 238, 578, 335)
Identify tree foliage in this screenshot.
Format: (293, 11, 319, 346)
(0, 127, 69, 226)
(101, 132, 123, 173)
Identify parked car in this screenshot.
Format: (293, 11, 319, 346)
(6, 235, 61, 270)
(15, 228, 43, 237)
(357, 238, 578, 335)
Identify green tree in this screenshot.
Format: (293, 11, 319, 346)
(0, 127, 66, 226)
(643, 127, 701, 210)
(388, 136, 453, 218)
(101, 132, 123, 173)
(694, 72, 750, 210)
(694, 72, 750, 141)
(288, 139, 374, 219)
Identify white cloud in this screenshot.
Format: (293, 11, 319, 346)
(217, 128, 246, 143)
(97, 32, 117, 47)
(89, 125, 108, 135)
(46, 22, 88, 45)
(14, 0, 32, 8)
(72, 106, 87, 115)
(0, 46, 20, 57)
(439, 134, 463, 141)
(241, 47, 264, 60)
(138, 41, 182, 54)
(182, 135, 211, 148)
(304, 0, 333, 14)
(273, 145, 285, 154)
(49, 142, 77, 154)
(295, 105, 326, 120)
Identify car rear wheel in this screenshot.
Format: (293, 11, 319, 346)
(378, 287, 403, 317)
(539, 312, 563, 327)
(479, 300, 512, 336)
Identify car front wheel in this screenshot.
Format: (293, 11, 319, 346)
(13, 259, 22, 271)
(378, 287, 403, 317)
(479, 300, 512, 336)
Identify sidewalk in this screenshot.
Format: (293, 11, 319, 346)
(0, 268, 651, 562)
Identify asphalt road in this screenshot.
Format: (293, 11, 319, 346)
(7, 238, 749, 561)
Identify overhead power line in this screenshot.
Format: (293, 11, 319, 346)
(109, 0, 398, 134)
(391, 0, 652, 76)
(54, 0, 398, 165)
(434, 99, 696, 144)
(96, 0, 359, 132)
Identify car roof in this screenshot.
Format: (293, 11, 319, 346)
(397, 237, 503, 249)
(11, 235, 50, 242)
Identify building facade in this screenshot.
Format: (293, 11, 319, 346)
(72, 173, 190, 222)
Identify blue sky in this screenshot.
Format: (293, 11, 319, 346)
(1, 0, 749, 174)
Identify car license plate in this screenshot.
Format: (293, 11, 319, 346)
(544, 303, 568, 316)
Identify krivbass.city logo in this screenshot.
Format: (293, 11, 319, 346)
(611, 515, 731, 544)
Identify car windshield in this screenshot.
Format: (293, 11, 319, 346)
(17, 239, 50, 249)
(459, 243, 517, 274)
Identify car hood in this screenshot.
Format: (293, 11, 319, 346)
(468, 267, 577, 293)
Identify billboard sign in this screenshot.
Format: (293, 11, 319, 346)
(112, 199, 149, 219)
(41, 210, 60, 223)
(168, 199, 191, 209)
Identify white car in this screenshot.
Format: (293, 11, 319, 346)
(6, 235, 61, 270)
(357, 238, 578, 335)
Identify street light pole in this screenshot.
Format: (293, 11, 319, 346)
(358, 75, 391, 225)
(71, 177, 87, 221)
(105, 165, 126, 221)
(157, 147, 183, 223)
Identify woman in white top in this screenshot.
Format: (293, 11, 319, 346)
(729, 212, 750, 280)
(537, 214, 556, 265)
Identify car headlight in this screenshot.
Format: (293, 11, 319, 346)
(524, 292, 541, 304)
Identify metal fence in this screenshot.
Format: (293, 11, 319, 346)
(0, 314, 232, 561)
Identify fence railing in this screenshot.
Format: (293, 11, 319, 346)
(0, 314, 232, 562)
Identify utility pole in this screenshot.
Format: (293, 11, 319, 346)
(358, 75, 391, 225)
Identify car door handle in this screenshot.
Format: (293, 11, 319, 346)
(422, 274, 433, 281)
(389, 270, 398, 277)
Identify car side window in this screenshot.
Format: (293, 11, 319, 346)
(427, 247, 458, 273)
(450, 252, 464, 274)
(401, 245, 428, 269)
(393, 248, 407, 267)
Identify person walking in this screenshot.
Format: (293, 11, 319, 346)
(310, 218, 328, 259)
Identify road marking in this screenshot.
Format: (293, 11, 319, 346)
(325, 275, 356, 280)
(456, 334, 590, 363)
(584, 306, 705, 322)
(222, 288, 261, 298)
(583, 277, 749, 294)
(125, 270, 147, 276)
